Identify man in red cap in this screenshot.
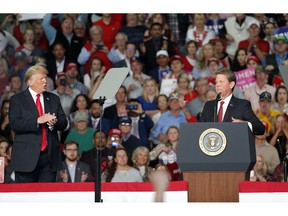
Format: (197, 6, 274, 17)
(238, 19, 269, 63)
(65, 62, 89, 95)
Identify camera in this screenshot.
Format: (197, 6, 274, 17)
(112, 141, 118, 147)
(96, 44, 103, 50)
(59, 79, 67, 87)
(126, 104, 138, 110)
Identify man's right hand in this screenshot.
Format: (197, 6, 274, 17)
(37, 113, 56, 124)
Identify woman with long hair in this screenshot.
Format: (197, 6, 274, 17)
(105, 148, 143, 182)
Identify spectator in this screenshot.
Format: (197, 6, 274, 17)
(92, 14, 122, 50)
(238, 19, 269, 62)
(209, 38, 231, 69)
(68, 93, 90, 131)
(107, 32, 127, 64)
(186, 77, 210, 119)
(83, 57, 105, 90)
(246, 55, 260, 69)
(103, 86, 127, 123)
(175, 72, 197, 103)
(271, 85, 288, 115)
(42, 14, 83, 62)
(255, 122, 280, 176)
(0, 58, 9, 98)
(88, 99, 111, 135)
(150, 126, 182, 181)
(263, 36, 288, 85)
(250, 155, 271, 182)
(8, 50, 30, 81)
(117, 116, 142, 160)
(152, 92, 196, 143)
(244, 65, 276, 111)
(148, 49, 171, 84)
(267, 114, 288, 162)
(56, 141, 93, 182)
(65, 62, 89, 95)
(81, 130, 110, 181)
(46, 42, 67, 83)
(77, 25, 112, 75)
(230, 48, 248, 72)
(137, 78, 159, 119)
(52, 72, 80, 116)
(105, 148, 143, 182)
(140, 22, 177, 72)
(192, 43, 216, 79)
(132, 146, 153, 182)
(0, 99, 13, 142)
(118, 14, 147, 49)
(218, 14, 256, 60)
(113, 42, 137, 76)
(122, 57, 150, 99)
(262, 19, 278, 55)
(181, 40, 198, 74)
(255, 91, 281, 135)
(185, 13, 216, 54)
(65, 111, 95, 156)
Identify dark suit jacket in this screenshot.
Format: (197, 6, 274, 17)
(200, 96, 265, 135)
(56, 160, 93, 182)
(87, 114, 111, 135)
(9, 89, 68, 172)
(265, 52, 288, 85)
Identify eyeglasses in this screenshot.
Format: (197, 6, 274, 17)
(65, 149, 78, 152)
(120, 123, 131, 126)
(111, 137, 120, 141)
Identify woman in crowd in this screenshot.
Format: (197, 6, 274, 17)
(69, 93, 91, 131)
(150, 126, 181, 181)
(272, 85, 288, 115)
(105, 148, 143, 182)
(131, 146, 153, 182)
(137, 78, 159, 119)
(250, 155, 271, 182)
(175, 73, 197, 103)
(192, 43, 216, 79)
(83, 57, 106, 90)
(230, 48, 248, 72)
(267, 114, 288, 162)
(181, 40, 198, 74)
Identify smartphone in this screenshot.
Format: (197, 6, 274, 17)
(96, 44, 103, 50)
(126, 104, 138, 110)
(60, 79, 67, 87)
(112, 141, 119, 147)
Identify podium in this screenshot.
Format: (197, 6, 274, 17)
(178, 122, 255, 202)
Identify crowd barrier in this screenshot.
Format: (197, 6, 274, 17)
(239, 181, 288, 202)
(0, 181, 188, 202)
(2, 181, 288, 202)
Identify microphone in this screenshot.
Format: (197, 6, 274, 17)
(214, 92, 222, 122)
(216, 92, 222, 101)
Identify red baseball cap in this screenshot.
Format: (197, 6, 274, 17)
(65, 62, 78, 71)
(207, 57, 219, 66)
(169, 55, 183, 64)
(108, 128, 122, 138)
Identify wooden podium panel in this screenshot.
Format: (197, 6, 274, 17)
(183, 171, 249, 202)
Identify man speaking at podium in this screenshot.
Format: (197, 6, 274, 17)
(200, 68, 265, 135)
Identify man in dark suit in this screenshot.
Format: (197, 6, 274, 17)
(56, 141, 93, 182)
(9, 65, 68, 183)
(200, 68, 265, 135)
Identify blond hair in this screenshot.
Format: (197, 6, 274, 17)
(142, 78, 159, 100)
(24, 65, 48, 83)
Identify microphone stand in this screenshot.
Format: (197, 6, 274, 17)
(284, 156, 287, 182)
(214, 93, 221, 122)
(95, 96, 106, 202)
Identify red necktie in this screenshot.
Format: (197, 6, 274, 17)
(36, 94, 47, 151)
(217, 101, 225, 123)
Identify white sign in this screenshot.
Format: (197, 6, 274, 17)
(160, 78, 178, 97)
(19, 14, 46, 21)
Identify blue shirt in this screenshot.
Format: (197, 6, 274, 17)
(152, 111, 187, 140)
(137, 96, 157, 111)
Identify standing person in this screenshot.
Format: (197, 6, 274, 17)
(9, 65, 68, 183)
(200, 68, 265, 136)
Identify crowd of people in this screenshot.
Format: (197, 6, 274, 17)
(0, 13, 288, 184)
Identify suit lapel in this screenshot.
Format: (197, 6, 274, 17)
(223, 96, 236, 122)
(43, 92, 51, 114)
(24, 89, 39, 118)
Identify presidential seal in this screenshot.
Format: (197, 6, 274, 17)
(199, 128, 227, 156)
